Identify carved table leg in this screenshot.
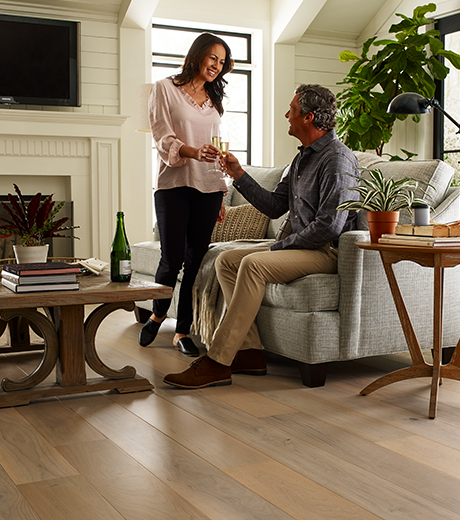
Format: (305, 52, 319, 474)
(84, 301, 137, 379)
(0, 309, 58, 392)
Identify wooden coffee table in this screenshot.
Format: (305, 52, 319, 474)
(356, 241, 460, 418)
(0, 272, 172, 407)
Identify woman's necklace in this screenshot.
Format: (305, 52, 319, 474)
(190, 81, 204, 94)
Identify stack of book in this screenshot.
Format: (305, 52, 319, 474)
(378, 221, 460, 247)
(378, 234, 460, 247)
(1, 262, 81, 293)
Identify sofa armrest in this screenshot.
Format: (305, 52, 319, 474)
(336, 231, 371, 357)
(431, 187, 460, 223)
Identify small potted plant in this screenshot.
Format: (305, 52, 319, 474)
(0, 184, 79, 263)
(336, 168, 433, 242)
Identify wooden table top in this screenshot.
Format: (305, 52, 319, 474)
(355, 241, 460, 268)
(356, 241, 460, 253)
(0, 271, 172, 310)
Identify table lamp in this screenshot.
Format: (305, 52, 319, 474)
(387, 92, 460, 134)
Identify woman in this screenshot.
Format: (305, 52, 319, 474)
(139, 33, 232, 357)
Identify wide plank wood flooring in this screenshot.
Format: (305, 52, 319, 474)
(1, 307, 460, 519)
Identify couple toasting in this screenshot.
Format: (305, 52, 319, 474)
(140, 32, 360, 388)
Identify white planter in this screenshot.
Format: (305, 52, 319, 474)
(13, 244, 49, 264)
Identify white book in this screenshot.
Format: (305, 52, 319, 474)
(1, 277, 80, 293)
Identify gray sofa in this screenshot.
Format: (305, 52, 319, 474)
(131, 152, 460, 386)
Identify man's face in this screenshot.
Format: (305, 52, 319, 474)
(285, 94, 307, 139)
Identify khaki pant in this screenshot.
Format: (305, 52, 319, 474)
(208, 243, 338, 366)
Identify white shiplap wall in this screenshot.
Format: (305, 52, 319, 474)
(295, 39, 357, 96)
(79, 18, 119, 114)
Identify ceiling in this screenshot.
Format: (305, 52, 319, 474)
(1, 0, 396, 42)
(304, 0, 389, 41)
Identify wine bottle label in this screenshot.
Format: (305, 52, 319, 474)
(119, 260, 131, 275)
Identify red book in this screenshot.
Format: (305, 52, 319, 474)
(2, 262, 81, 276)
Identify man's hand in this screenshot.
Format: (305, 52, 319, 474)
(224, 152, 245, 180)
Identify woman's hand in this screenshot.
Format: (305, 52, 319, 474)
(196, 144, 220, 163)
(217, 202, 226, 223)
(179, 144, 220, 163)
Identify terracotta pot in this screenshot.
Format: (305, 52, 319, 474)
(13, 244, 49, 264)
(366, 211, 400, 243)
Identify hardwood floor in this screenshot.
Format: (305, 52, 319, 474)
(1, 308, 460, 519)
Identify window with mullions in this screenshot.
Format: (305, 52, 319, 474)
(434, 14, 460, 184)
(151, 24, 252, 165)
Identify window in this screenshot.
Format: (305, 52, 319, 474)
(151, 24, 252, 165)
(434, 14, 460, 184)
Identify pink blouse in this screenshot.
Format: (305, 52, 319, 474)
(148, 77, 227, 193)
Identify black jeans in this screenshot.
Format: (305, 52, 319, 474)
(153, 186, 223, 334)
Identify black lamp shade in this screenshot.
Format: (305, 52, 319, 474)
(387, 92, 431, 114)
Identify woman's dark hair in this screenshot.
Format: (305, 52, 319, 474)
(172, 33, 233, 116)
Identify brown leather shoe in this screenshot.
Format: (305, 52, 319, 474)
(163, 355, 232, 389)
(231, 349, 267, 375)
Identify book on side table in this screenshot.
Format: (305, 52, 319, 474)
(1, 262, 81, 293)
(378, 234, 460, 247)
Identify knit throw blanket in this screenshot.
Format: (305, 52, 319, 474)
(191, 239, 274, 347)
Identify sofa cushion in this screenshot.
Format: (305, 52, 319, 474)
(131, 241, 161, 277)
(211, 204, 270, 243)
(232, 164, 289, 206)
(262, 273, 339, 312)
(354, 152, 455, 226)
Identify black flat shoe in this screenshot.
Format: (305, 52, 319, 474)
(176, 337, 199, 357)
(139, 318, 164, 347)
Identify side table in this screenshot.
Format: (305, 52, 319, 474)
(356, 241, 460, 419)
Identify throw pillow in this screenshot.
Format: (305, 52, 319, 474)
(211, 204, 270, 243)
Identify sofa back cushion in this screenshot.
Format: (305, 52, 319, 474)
(231, 165, 289, 206)
(355, 152, 454, 207)
(354, 152, 455, 225)
(230, 164, 290, 238)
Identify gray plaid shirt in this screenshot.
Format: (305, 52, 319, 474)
(233, 130, 359, 250)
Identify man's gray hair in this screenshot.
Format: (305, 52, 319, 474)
(295, 84, 337, 131)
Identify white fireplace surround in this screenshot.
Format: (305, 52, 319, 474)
(0, 110, 128, 261)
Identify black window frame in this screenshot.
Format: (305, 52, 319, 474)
(151, 24, 252, 164)
(434, 13, 460, 159)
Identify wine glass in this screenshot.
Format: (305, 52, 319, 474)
(209, 123, 221, 173)
(218, 125, 230, 179)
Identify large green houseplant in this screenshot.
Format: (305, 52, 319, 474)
(336, 3, 460, 157)
(336, 168, 433, 241)
(0, 184, 79, 262)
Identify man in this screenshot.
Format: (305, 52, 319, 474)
(163, 84, 359, 389)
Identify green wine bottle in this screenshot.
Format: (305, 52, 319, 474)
(110, 211, 131, 282)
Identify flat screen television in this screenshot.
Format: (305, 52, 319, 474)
(0, 14, 80, 107)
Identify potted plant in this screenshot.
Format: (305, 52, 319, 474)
(336, 168, 433, 242)
(336, 3, 460, 157)
(0, 184, 79, 263)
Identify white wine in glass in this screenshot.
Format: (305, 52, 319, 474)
(219, 140, 229, 157)
(219, 126, 230, 179)
(209, 123, 221, 173)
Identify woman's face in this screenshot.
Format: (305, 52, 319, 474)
(197, 44, 226, 83)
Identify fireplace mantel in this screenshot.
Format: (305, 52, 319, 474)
(0, 109, 129, 261)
